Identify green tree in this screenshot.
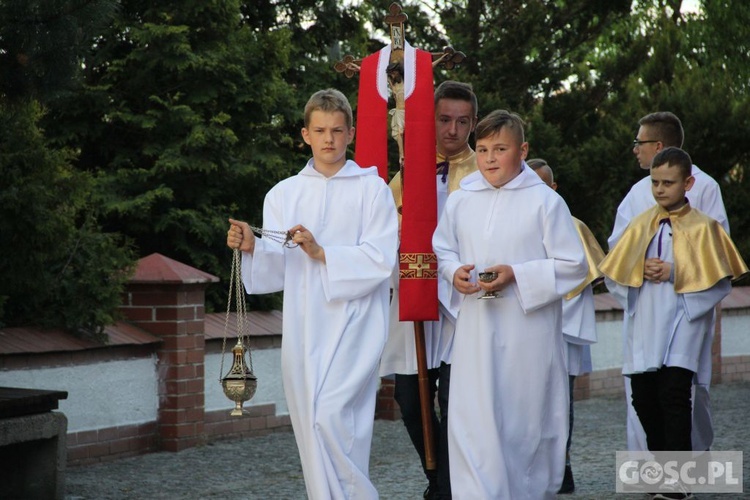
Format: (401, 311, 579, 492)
(434, 0, 750, 267)
(0, 102, 134, 338)
(45, 0, 378, 310)
(0, 0, 134, 338)
(0, 0, 118, 101)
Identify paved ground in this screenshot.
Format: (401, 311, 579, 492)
(65, 382, 750, 499)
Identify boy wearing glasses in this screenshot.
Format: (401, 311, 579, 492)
(607, 111, 729, 455)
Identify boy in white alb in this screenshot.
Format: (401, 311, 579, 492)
(227, 89, 398, 499)
(433, 110, 588, 499)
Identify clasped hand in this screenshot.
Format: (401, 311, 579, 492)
(644, 257, 672, 283)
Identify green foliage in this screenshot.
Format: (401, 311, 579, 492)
(43, 0, 380, 311)
(0, 101, 135, 338)
(4, 0, 750, 335)
(0, 0, 119, 102)
(434, 0, 750, 261)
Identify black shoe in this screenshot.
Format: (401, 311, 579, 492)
(423, 480, 437, 499)
(558, 464, 575, 494)
(652, 493, 694, 499)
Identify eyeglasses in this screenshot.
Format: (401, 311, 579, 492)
(632, 139, 659, 147)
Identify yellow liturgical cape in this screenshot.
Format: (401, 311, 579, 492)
(599, 203, 749, 293)
(565, 217, 606, 300)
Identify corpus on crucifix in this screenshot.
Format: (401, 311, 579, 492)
(334, 2, 466, 493)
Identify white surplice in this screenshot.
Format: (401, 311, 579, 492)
(562, 286, 596, 376)
(241, 159, 398, 500)
(605, 222, 731, 376)
(607, 164, 728, 452)
(433, 166, 588, 499)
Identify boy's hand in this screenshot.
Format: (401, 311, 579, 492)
(453, 264, 481, 295)
(479, 265, 515, 293)
(289, 224, 326, 263)
(661, 261, 673, 282)
(644, 257, 667, 283)
(227, 218, 255, 254)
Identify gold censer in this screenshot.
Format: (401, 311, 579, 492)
(221, 340, 257, 416)
(220, 248, 258, 416)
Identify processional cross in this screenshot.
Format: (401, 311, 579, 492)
(334, 2, 465, 472)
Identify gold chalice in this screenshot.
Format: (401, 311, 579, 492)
(478, 271, 500, 299)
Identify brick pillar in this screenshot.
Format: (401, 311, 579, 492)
(712, 304, 722, 385)
(375, 377, 401, 421)
(119, 253, 219, 452)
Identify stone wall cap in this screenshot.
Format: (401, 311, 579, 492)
(130, 253, 220, 284)
(594, 285, 750, 312)
(0, 322, 161, 355)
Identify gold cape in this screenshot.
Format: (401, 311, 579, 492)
(389, 146, 477, 217)
(599, 203, 749, 293)
(565, 217, 607, 300)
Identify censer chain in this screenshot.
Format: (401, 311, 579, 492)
(219, 248, 254, 382)
(249, 225, 298, 248)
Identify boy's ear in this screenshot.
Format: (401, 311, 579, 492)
(348, 126, 356, 144)
(301, 127, 311, 145)
(684, 175, 696, 192)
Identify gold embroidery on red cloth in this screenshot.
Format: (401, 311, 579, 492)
(399, 253, 438, 279)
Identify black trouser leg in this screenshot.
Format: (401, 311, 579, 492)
(566, 375, 575, 462)
(658, 366, 694, 452)
(394, 369, 440, 475)
(631, 371, 666, 451)
(435, 362, 451, 499)
(631, 366, 694, 451)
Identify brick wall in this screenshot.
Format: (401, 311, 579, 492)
(62, 254, 292, 466)
(7, 254, 748, 466)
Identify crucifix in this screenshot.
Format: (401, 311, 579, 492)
(336, 4, 464, 169)
(334, 4, 465, 77)
(334, 2, 465, 475)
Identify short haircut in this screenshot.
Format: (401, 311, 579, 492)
(304, 89, 353, 129)
(474, 109, 525, 143)
(638, 112, 684, 148)
(651, 146, 693, 179)
(434, 80, 478, 117)
(527, 158, 555, 185)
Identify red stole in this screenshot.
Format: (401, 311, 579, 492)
(355, 46, 438, 321)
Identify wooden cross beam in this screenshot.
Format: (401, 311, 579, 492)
(333, 2, 466, 78)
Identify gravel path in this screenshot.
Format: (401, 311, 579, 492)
(65, 382, 750, 499)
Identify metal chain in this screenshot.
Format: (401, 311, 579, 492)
(219, 248, 254, 382)
(220, 223, 292, 382)
(249, 225, 298, 248)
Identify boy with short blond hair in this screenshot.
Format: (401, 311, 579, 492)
(227, 88, 398, 499)
(433, 109, 588, 499)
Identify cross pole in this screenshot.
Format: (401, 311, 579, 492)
(334, 2, 465, 473)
